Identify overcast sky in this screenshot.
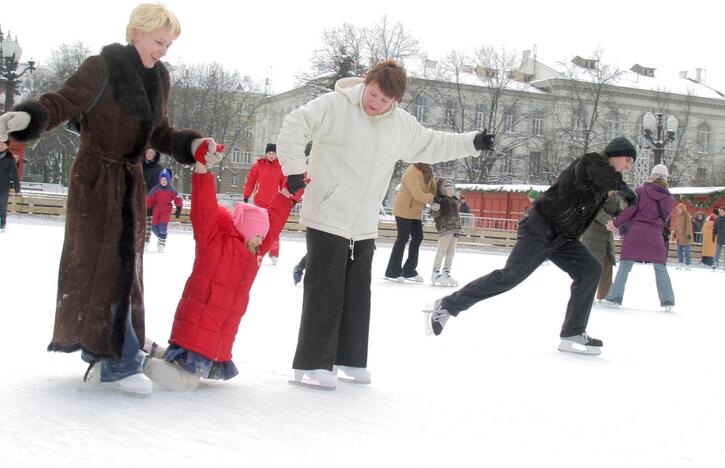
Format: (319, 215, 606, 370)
(4, 0, 724, 94)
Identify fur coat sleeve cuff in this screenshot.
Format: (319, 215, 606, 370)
(11, 101, 50, 142)
(163, 128, 203, 165)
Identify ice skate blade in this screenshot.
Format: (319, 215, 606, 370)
(334, 366, 371, 385)
(423, 311, 434, 336)
(383, 276, 406, 283)
(558, 341, 602, 356)
(287, 379, 336, 391)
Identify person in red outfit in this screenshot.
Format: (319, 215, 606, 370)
(243, 143, 286, 263)
(145, 168, 183, 252)
(144, 158, 296, 391)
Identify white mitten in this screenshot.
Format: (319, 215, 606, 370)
(190, 137, 218, 163)
(0, 111, 31, 141)
(205, 151, 225, 170)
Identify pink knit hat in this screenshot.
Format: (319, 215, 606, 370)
(231, 203, 270, 240)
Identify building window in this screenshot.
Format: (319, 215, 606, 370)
(444, 100, 457, 128)
(696, 123, 711, 153)
(500, 149, 513, 173)
(243, 151, 252, 164)
(231, 175, 239, 186)
(604, 111, 619, 141)
(475, 104, 486, 130)
(231, 149, 242, 164)
(529, 151, 541, 175)
(696, 167, 707, 179)
(531, 111, 544, 136)
(504, 111, 515, 133)
(244, 128, 254, 140)
(414, 96, 427, 123)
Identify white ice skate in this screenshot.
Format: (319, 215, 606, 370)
(558, 333, 603, 356)
(423, 299, 451, 336)
(431, 270, 447, 286)
(383, 276, 406, 283)
(442, 270, 458, 287)
(333, 365, 371, 384)
(157, 239, 166, 253)
(142, 337, 167, 359)
(84, 362, 153, 396)
(271, 256, 278, 265)
(143, 357, 200, 391)
(289, 369, 337, 390)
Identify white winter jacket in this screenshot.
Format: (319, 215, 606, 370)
(277, 77, 478, 241)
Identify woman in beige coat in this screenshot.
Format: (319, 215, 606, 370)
(672, 203, 693, 269)
(384, 163, 436, 282)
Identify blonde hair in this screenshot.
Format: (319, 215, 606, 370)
(126, 3, 181, 43)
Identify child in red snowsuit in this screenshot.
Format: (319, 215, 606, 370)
(145, 168, 183, 252)
(144, 160, 296, 390)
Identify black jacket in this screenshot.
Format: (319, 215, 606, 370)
(0, 151, 20, 194)
(534, 152, 633, 240)
(142, 150, 168, 193)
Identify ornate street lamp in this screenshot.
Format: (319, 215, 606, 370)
(0, 26, 37, 112)
(642, 111, 678, 165)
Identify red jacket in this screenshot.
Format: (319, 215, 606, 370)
(169, 172, 293, 361)
(146, 184, 183, 224)
(243, 158, 285, 208)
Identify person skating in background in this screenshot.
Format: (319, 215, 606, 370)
(142, 147, 169, 245)
(146, 168, 182, 252)
(580, 192, 622, 301)
(0, 138, 20, 233)
(602, 164, 675, 311)
(430, 178, 463, 287)
(459, 196, 470, 214)
(0, 3, 222, 395)
(672, 203, 693, 270)
(424, 136, 638, 356)
(277, 60, 494, 389)
(144, 157, 297, 391)
(243, 143, 286, 265)
(384, 163, 436, 282)
(692, 211, 705, 244)
(712, 206, 725, 270)
(701, 212, 717, 267)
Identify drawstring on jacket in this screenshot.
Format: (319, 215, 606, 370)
(349, 239, 355, 260)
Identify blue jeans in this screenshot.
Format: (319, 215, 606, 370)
(716, 244, 724, 267)
(81, 306, 144, 382)
(677, 244, 691, 265)
(152, 223, 168, 240)
(605, 260, 675, 306)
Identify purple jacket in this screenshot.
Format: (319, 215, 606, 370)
(614, 182, 674, 264)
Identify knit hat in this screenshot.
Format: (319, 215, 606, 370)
(158, 168, 171, 184)
(265, 143, 276, 153)
(232, 202, 270, 241)
(604, 136, 637, 160)
(438, 178, 454, 194)
(650, 164, 669, 179)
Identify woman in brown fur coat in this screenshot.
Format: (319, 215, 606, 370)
(0, 4, 220, 395)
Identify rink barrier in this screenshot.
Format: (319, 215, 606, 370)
(7, 193, 694, 258)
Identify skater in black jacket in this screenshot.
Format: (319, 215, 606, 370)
(424, 136, 638, 355)
(0, 138, 20, 232)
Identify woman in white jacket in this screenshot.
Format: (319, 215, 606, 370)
(277, 60, 495, 389)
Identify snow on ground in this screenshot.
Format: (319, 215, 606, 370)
(1, 214, 723, 467)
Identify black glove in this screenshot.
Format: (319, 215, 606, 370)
(287, 174, 306, 195)
(619, 187, 638, 207)
(146, 207, 153, 217)
(433, 195, 446, 204)
(473, 129, 495, 151)
(174, 206, 182, 219)
(243, 197, 249, 203)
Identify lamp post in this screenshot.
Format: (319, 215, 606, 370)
(642, 111, 678, 165)
(0, 26, 36, 112)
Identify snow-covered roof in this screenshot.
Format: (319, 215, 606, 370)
(669, 186, 725, 196)
(455, 184, 725, 196)
(407, 66, 548, 95)
(534, 62, 725, 101)
(455, 184, 550, 193)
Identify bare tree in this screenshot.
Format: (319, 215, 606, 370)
(555, 49, 624, 155)
(167, 63, 266, 193)
(364, 15, 420, 65)
(21, 42, 92, 184)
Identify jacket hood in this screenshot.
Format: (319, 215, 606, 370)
(641, 182, 671, 201)
(334, 77, 397, 120)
